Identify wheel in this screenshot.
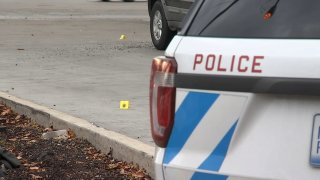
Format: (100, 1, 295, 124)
(123, 0, 134, 2)
(150, 1, 175, 50)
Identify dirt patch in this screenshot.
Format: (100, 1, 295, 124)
(0, 104, 151, 179)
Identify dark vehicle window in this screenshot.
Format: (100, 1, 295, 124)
(187, 0, 320, 38)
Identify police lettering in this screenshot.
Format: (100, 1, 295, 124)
(193, 54, 264, 73)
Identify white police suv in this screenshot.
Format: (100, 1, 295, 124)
(149, 0, 320, 179)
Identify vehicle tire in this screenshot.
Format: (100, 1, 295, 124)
(123, 0, 134, 2)
(150, 1, 175, 50)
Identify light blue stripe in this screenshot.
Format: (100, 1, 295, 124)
(163, 92, 219, 164)
(191, 121, 238, 180)
(197, 121, 238, 171)
(192, 172, 228, 180)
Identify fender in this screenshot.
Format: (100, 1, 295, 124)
(148, 0, 169, 17)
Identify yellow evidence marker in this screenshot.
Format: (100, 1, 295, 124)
(120, 34, 126, 40)
(120, 101, 130, 110)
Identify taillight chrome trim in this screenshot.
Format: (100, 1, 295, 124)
(153, 71, 175, 88)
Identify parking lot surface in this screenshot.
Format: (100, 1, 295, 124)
(0, 0, 160, 144)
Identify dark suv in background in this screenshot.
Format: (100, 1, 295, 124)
(148, 0, 194, 50)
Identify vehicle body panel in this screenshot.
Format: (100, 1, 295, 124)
(175, 37, 320, 79)
(156, 36, 320, 179)
(164, 0, 194, 30)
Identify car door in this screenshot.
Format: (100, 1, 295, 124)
(165, 0, 194, 22)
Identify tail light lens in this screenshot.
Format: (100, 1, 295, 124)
(150, 56, 177, 148)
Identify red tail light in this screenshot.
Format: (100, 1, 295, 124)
(149, 56, 177, 148)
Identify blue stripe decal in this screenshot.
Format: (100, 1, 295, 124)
(192, 172, 228, 180)
(191, 121, 238, 180)
(198, 121, 238, 171)
(163, 92, 219, 164)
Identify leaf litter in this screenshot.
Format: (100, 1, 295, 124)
(0, 104, 152, 180)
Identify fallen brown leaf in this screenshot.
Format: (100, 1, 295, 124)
(123, 165, 131, 170)
(132, 171, 145, 178)
(30, 174, 42, 179)
(25, 162, 39, 167)
(120, 168, 127, 175)
(107, 163, 119, 169)
(30, 166, 40, 171)
(8, 138, 17, 142)
(67, 129, 76, 139)
(1, 109, 11, 116)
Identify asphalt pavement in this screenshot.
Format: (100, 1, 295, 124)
(0, 0, 161, 144)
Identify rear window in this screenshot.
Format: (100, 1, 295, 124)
(187, 0, 320, 38)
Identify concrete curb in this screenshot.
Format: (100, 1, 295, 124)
(0, 92, 155, 177)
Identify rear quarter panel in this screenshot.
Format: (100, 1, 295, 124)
(161, 36, 320, 179)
